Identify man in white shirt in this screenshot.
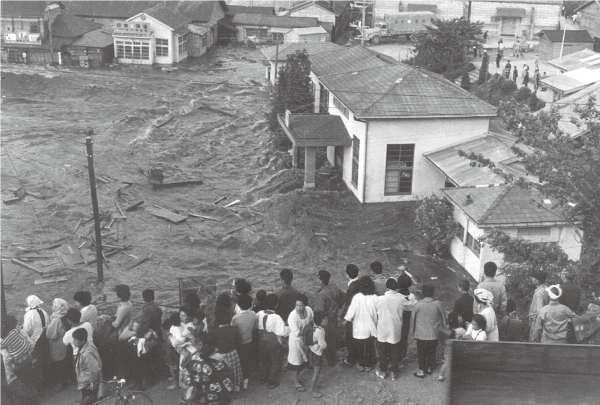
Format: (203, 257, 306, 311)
(342, 264, 360, 367)
(62, 308, 94, 356)
(257, 294, 290, 389)
(374, 278, 405, 380)
(74, 291, 98, 330)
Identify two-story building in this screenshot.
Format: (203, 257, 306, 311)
(112, 5, 189, 65)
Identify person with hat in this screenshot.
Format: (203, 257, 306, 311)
(473, 288, 499, 341)
(532, 285, 577, 344)
(23, 295, 49, 389)
(313, 270, 345, 365)
(529, 271, 550, 341)
(374, 278, 405, 380)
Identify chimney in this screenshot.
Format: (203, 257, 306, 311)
(285, 109, 291, 127)
(465, 194, 473, 205)
(329, 1, 334, 10)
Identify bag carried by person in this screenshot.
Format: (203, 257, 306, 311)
(33, 309, 50, 363)
(302, 321, 315, 347)
(259, 314, 280, 346)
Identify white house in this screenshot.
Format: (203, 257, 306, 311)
(313, 57, 497, 203)
(441, 185, 582, 281)
(284, 26, 329, 43)
(279, 1, 353, 41)
(112, 5, 189, 65)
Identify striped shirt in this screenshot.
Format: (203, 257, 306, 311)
(0, 327, 33, 360)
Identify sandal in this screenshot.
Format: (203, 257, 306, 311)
(294, 385, 306, 392)
(413, 372, 426, 379)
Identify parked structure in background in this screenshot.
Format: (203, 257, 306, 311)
(575, 1, 600, 52)
(278, 1, 353, 41)
(357, 11, 434, 43)
(373, 0, 563, 39)
(535, 29, 594, 60)
(284, 26, 329, 42)
(112, 5, 190, 65)
(441, 185, 582, 280)
(52, 14, 114, 67)
(231, 13, 318, 43)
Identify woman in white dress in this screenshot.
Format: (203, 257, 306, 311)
(473, 288, 499, 341)
(287, 294, 314, 392)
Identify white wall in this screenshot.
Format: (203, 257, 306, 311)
(289, 4, 336, 23)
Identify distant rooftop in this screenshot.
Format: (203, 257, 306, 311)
(231, 13, 318, 28)
(547, 49, 600, 72)
(535, 30, 594, 43)
(260, 41, 341, 61)
(52, 14, 102, 38)
(310, 46, 391, 77)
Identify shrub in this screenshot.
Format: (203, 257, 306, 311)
(515, 86, 532, 102)
(415, 194, 457, 256)
(460, 71, 471, 90)
(501, 79, 517, 94)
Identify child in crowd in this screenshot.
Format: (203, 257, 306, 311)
(72, 328, 102, 402)
(464, 314, 487, 341)
(253, 290, 268, 313)
(437, 312, 466, 382)
(168, 307, 197, 390)
(211, 310, 243, 391)
(309, 311, 328, 398)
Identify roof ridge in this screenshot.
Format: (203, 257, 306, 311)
(360, 66, 418, 115)
(478, 184, 511, 223)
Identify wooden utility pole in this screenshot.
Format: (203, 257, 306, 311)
(86, 135, 103, 282)
(1, 262, 7, 319)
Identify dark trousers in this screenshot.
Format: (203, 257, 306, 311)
(133, 345, 161, 387)
(377, 341, 400, 373)
(416, 339, 437, 372)
(399, 311, 411, 361)
(345, 322, 355, 364)
(354, 336, 375, 367)
(47, 354, 70, 388)
(237, 341, 255, 379)
(81, 384, 99, 400)
(258, 338, 282, 383)
(324, 317, 337, 365)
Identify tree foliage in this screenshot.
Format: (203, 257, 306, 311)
(460, 71, 471, 91)
(411, 17, 484, 75)
(415, 194, 457, 256)
(477, 51, 489, 84)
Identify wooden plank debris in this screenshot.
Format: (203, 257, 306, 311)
(60, 241, 85, 265)
(151, 178, 202, 189)
(34, 275, 68, 285)
(125, 252, 153, 271)
(188, 210, 220, 222)
(114, 200, 126, 217)
(223, 199, 240, 208)
(147, 207, 187, 223)
(11, 258, 43, 275)
(213, 196, 228, 205)
(74, 219, 82, 233)
(154, 114, 174, 128)
(225, 219, 263, 235)
(125, 201, 144, 211)
(25, 191, 45, 199)
(86, 245, 131, 265)
(3, 196, 22, 204)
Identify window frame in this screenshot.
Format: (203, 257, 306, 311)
(466, 232, 481, 257)
(178, 33, 188, 55)
(384, 144, 415, 196)
(155, 38, 169, 57)
(456, 222, 465, 242)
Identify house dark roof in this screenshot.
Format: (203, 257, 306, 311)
(64, 1, 161, 18)
(442, 185, 566, 227)
(574, 1, 595, 13)
(286, 1, 351, 17)
(141, 5, 190, 32)
(536, 30, 594, 43)
(70, 28, 114, 48)
(279, 113, 352, 147)
(52, 13, 102, 38)
(260, 41, 341, 61)
(0, 1, 60, 17)
(226, 5, 274, 16)
(319, 64, 497, 119)
(168, 1, 227, 23)
(232, 13, 318, 28)
(310, 46, 391, 77)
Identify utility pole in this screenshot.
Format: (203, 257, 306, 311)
(274, 39, 280, 85)
(85, 134, 103, 282)
(361, 2, 369, 47)
(1, 262, 7, 319)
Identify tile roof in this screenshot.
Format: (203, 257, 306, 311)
(536, 30, 594, 43)
(141, 5, 190, 31)
(541, 64, 600, 94)
(542, 81, 600, 138)
(280, 113, 352, 147)
(65, 1, 161, 18)
(226, 5, 274, 16)
(232, 13, 318, 28)
(260, 41, 341, 61)
(168, 1, 226, 23)
(52, 14, 102, 38)
(70, 28, 114, 48)
(0, 1, 57, 17)
(442, 185, 566, 227)
(319, 64, 497, 119)
(547, 49, 600, 72)
(310, 46, 391, 77)
(285, 1, 341, 16)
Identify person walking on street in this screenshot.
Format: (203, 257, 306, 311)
(313, 270, 345, 365)
(529, 272, 550, 341)
(532, 285, 577, 344)
(512, 66, 519, 82)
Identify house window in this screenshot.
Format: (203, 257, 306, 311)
(352, 136, 360, 187)
(384, 144, 414, 195)
(202, 35, 207, 47)
(156, 38, 169, 57)
(117, 23, 122, 28)
(30, 22, 39, 33)
(178, 34, 188, 55)
(456, 222, 465, 242)
(333, 96, 349, 119)
(245, 27, 268, 39)
(466, 232, 481, 257)
(517, 227, 552, 237)
(117, 40, 150, 60)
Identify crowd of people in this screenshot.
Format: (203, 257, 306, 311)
(2, 260, 599, 405)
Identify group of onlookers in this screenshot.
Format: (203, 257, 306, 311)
(3, 260, 599, 404)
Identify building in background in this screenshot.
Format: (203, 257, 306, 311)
(279, 1, 353, 41)
(231, 13, 318, 42)
(575, 0, 600, 52)
(284, 26, 329, 42)
(535, 29, 594, 60)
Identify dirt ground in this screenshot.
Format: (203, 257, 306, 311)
(2, 45, 471, 405)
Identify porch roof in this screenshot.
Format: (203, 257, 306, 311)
(277, 113, 352, 147)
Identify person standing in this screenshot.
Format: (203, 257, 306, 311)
(374, 278, 405, 381)
(1, 315, 35, 390)
(231, 294, 257, 390)
(559, 268, 581, 343)
(411, 284, 446, 378)
(308, 312, 328, 398)
(473, 288, 499, 341)
(498, 38, 505, 57)
(534, 69, 541, 91)
(499, 299, 526, 342)
(496, 51, 502, 68)
(573, 284, 600, 345)
(473, 45, 478, 58)
(45, 298, 71, 392)
(342, 264, 360, 367)
(454, 279, 474, 326)
(512, 66, 519, 82)
(504, 60, 512, 79)
(397, 268, 417, 363)
(529, 272, 550, 341)
(134, 288, 163, 391)
(112, 285, 133, 335)
(63, 308, 94, 354)
(275, 269, 300, 323)
(257, 294, 290, 389)
(72, 328, 102, 402)
(523, 68, 530, 87)
(532, 285, 577, 344)
(344, 276, 378, 372)
(23, 295, 49, 389)
(370, 261, 387, 296)
(74, 291, 97, 331)
(287, 294, 314, 392)
(475, 262, 507, 317)
(312, 270, 345, 365)
(212, 311, 243, 391)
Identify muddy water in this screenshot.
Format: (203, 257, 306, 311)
(1, 48, 469, 320)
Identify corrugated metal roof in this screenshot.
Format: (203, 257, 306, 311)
(547, 49, 600, 72)
(70, 28, 114, 48)
(65, 1, 161, 18)
(1, 1, 58, 17)
(52, 14, 103, 38)
(535, 30, 594, 43)
(226, 5, 274, 16)
(260, 41, 341, 61)
(542, 81, 600, 138)
(232, 13, 318, 28)
(442, 185, 566, 227)
(289, 26, 327, 35)
(280, 113, 352, 147)
(541, 65, 600, 93)
(319, 64, 497, 119)
(310, 46, 390, 77)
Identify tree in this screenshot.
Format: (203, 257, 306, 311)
(415, 194, 457, 255)
(460, 71, 471, 90)
(411, 17, 484, 75)
(477, 51, 489, 84)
